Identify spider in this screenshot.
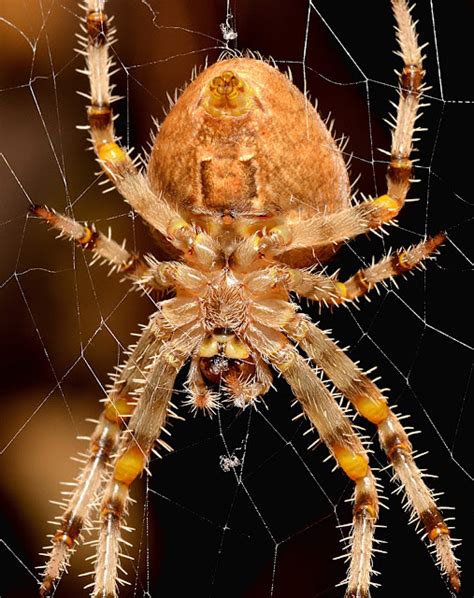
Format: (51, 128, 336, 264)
(33, 0, 461, 596)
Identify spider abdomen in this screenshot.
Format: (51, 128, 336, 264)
(148, 57, 351, 258)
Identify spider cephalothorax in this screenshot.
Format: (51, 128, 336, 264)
(35, 1, 460, 597)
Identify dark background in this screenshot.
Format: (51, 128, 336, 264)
(0, 1, 472, 597)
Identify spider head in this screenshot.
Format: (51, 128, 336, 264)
(198, 330, 256, 393)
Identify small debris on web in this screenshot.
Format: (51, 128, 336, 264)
(220, 18, 238, 43)
(219, 453, 241, 472)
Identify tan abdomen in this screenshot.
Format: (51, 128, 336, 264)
(200, 156, 258, 211)
(148, 57, 351, 264)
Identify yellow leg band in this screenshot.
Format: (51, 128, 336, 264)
(335, 282, 347, 299)
(114, 445, 146, 486)
(104, 396, 135, 423)
(373, 194, 399, 211)
(355, 395, 389, 425)
(98, 142, 127, 164)
(334, 445, 369, 481)
(78, 225, 94, 245)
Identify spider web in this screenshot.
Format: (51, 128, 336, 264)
(0, 1, 472, 597)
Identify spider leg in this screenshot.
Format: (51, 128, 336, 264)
(78, 0, 173, 233)
(30, 204, 200, 294)
(329, 234, 445, 303)
(30, 204, 148, 280)
(40, 311, 172, 596)
(78, 2, 221, 269)
(90, 321, 204, 598)
(231, 0, 425, 269)
(244, 263, 340, 305)
(285, 315, 461, 591)
(244, 233, 444, 305)
(242, 232, 443, 309)
(294, 0, 425, 250)
(245, 323, 379, 598)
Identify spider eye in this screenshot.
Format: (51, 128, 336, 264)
(204, 70, 254, 117)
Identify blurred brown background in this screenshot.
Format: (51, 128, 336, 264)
(0, 1, 473, 597)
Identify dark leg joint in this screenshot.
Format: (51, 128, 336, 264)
(53, 513, 83, 547)
(401, 64, 424, 97)
(88, 105, 113, 128)
(87, 10, 109, 46)
(101, 495, 125, 522)
(420, 507, 450, 541)
(29, 204, 55, 221)
(354, 503, 377, 520)
(388, 159, 413, 184)
(353, 271, 371, 293)
(346, 590, 369, 598)
(39, 579, 54, 597)
(386, 438, 411, 462)
(90, 434, 117, 462)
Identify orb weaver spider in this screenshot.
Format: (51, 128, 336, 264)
(34, 0, 460, 596)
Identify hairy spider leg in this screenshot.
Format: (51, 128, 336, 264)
(242, 232, 444, 309)
(90, 321, 204, 598)
(231, 0, 425, 270)
(245, 323, 379, 598)
(30, 204, 149, 280)
(79, 0, 220, 269)
(29, 204, 191, 295)
(328, 234, 445, 303)
(286, 316, 461, 591)
(282, 355, 379, 598)
(255, 233, 445, 306)
(40, 313, 172, 596)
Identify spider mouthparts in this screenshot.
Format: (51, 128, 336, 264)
(199, 354, 255, 387)
(197, 332, 255, 387)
